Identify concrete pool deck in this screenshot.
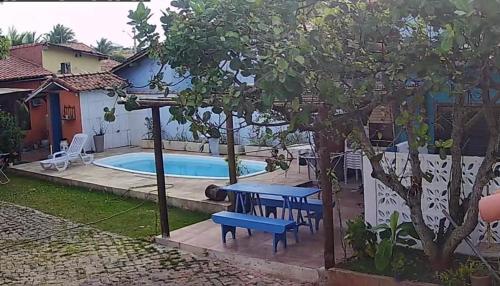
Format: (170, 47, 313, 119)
(11, 147, 312, 214)
(158, 187, 364, 283)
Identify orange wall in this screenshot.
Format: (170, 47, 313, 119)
(25, 99, 49, 146)
(0, 80, 49, 146)
(59, 91, 82, 143)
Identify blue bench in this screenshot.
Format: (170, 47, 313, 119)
(256, 195, 333, 231)
(212, 211, 298, 253)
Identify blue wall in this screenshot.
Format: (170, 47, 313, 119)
(115, 56, 286, 144)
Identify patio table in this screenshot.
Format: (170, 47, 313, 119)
(221, 183, 321, 233)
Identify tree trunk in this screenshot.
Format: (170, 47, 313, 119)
(429, 252, 453, 271)
(225, 110, 238, 211)
(225, 110, 237, 185)
(316, 105, 336, 269)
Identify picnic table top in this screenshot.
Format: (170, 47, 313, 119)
(220, 183, 320, 198)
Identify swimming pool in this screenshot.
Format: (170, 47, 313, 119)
(93, 153, 267, 179)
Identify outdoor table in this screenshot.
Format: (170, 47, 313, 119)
(221, 183, 321, 234)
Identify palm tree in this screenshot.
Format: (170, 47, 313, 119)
(45, 24, 75, 44)
(94, 38, 115, 55)
(22, 32, 43, 44)
(7, 27, 24, 46)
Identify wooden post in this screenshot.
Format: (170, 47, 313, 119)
(152, 106, 170, 237)
(225, 110, 238, 185)
(317, 105, 335, 269)
(225, 110, 238, 211)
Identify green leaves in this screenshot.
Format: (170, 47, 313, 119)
(294, 55, 305, 65)
(0, 112, 23, 154)
(450, 0, 473, 13)
(276, 57, 289, 72)
(440, 24, 455, 53)
(103, 107, 116, 122)
(374, 239, 393, 272)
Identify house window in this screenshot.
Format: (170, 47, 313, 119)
(60, 62, 71, 74)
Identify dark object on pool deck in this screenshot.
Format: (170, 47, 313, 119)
(205, 184, 227, 201)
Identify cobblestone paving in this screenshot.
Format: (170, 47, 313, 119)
(0, 203, 308, 285)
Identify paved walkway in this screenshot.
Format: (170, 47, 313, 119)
(0, 202, 308, 285)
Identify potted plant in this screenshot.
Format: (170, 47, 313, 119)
(219, 132, 245, 155)
(470, 261, 491, 286)
(244, 127, 275, 157)
(92, 120, 107, 153)
(207, 126, 221, 156)
(140, 117, 155, 149)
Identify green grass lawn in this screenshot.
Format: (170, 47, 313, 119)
(0, 174, 210, 240)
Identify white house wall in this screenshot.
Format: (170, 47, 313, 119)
(80, 90, 149, 151)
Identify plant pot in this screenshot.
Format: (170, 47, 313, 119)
(208, 138, 220, 156)
(471, 274, 491, 286)
(140, 139, 155, 149)
(220, 144, 244, 155)
(185, 142, 205, 152)
(93, 135, 105, 153)
(162, 140, 187, 151)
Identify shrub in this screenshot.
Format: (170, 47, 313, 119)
(0, 112, 23, 154)
(345, 216, 377, 258)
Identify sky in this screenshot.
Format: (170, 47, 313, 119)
(0, 0, 169, 48)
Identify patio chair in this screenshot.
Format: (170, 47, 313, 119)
(344, 140, 363, 184)
(0, 153, 10, 184)
(40, 133, 92, 172)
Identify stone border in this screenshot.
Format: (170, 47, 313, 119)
(320, 267, 439, 286)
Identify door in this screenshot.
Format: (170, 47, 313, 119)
(49, 93, 63, 152)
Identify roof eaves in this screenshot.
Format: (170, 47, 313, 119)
(111, 49, 149, 73)
(48, 43, 107, 59)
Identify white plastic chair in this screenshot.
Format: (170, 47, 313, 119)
(344, 140, 363, 183)
(40, 133, 92, 171)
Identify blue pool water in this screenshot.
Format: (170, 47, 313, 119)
(93, 152, 267, 179)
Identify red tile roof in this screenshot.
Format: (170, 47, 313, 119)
(51, 42, 106, 58)
(100, 59, 121, 72)
(0, 55, 52, 81)
(10, 42, 106, 59)
(9, 43, 45, 50)
(54, 72, 127, 92)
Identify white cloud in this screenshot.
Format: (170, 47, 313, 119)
(0, 0, 169, 48)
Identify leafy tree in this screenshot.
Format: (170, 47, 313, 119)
(0, 112, 23, 154)
(45, 24, 75, 44)
(110, 52, 127, 63)
(94, 38, 115, 55)
(116, 0, 499, 270)
(0, 29, 10, 59)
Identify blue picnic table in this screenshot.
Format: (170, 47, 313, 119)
(220, 183, 321, 233)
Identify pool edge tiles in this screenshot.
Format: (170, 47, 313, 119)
(93, 152, 267, 180)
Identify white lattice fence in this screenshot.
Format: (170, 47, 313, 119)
(363, 153, 500, 254)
